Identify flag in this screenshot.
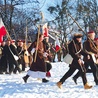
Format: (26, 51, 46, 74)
(42, 23, 48, 37)
(0, 18, 6, 42)
(55, 38, 61, 52)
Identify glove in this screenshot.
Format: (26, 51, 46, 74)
(43, 52, 48, 57)
(31, 48, 35, 55)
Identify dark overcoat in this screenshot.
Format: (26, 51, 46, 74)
(83, 38, 98, 62)
(28, 41, 47, 72)
(3, 44, 19, 62)
(68, 39, 87, 68)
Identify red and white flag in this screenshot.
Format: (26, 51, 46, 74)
(42, 23, 48, 37)
(55, 38, 61, 52)
(0, 18, 6, 42)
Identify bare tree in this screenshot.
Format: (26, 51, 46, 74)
(0, 0, 41, 40)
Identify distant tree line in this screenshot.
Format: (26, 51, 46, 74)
(47, 0, 98, 47)
(0, 0, 41, 40)
(0, 0, 98, 45)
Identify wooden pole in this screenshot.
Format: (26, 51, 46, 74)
(12, 29, 17, 40)
(68, 13, 87, 35)
(34, 25, 40, 62)
(34, 12, 44, 62)
(5, 28, 12, 40)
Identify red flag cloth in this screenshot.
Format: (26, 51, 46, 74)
(0, 35, 3, 43)
(55, 38, 61, 52)
(0, 18, 6, 42)
(43, 23, 48, 37)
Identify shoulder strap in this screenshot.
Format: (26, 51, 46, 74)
(72, 40, 77, 52)
(18, 48, 23, 55)
(73, 40, 82, 54)
(8, 46, 14, 56)
(88, 37, 98, 50)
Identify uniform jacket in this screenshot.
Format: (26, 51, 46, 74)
(68, 39, 87, 61)
(83, 38, 98, 54)
(68, 39, 87, 68)
(3, 44, 19, 61)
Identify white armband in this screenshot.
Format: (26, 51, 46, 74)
(31, 48, 35, 55)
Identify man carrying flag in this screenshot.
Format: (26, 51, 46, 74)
(0, 18, 7, 42)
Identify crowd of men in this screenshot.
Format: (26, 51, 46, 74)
(0, 38, 66, 75)
(0, 30, 98, 89)
(0, 39, 28, 74)
(57, 31, 98, 89)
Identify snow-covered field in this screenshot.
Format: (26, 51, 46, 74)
(0, 62, 98, 98)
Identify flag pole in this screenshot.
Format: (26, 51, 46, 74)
(12, 29, 17, 40)
(34, 12, 44, 62)
(34, 25, 40, 62)
(34, 12, 47, 62)
(5, 28, 12, 40)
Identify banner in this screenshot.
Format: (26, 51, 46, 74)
(0, 18, 6, 42)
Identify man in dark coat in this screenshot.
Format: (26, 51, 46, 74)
(73, 31, 98, 85)
(17, 40, 25, 71)
(0, 41, 7, 74)
(0, 42, 3, 73)
(57, 33, 92, 89)
(3, 39, 21, 74)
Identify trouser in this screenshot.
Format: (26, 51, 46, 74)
(45, 62, 52, 72)
(73, 62, 98, 84)
(57, 51, 62, 61)
(18, 56, 25, 71)
(8, 60, 21, 73)
(59, 64, 87, 85)
(0, 56, 7, 72)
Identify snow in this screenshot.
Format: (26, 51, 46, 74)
(0, 62, 98, 98)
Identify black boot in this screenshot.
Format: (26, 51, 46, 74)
(42, 78, 49, 83)
(72, 77, 77, 84)
(23, 75, 29, 83)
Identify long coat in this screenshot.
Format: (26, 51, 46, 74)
(83, 38, 98, 63)
(28, 40, 47, 72)
(3, 44, 19, 62)
(84, 38, 97, 54)
(68, 39, 87, 68)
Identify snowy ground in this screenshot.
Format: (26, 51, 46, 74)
(0, 62, 98, 98)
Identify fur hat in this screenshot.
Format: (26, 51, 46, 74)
(73, 33, 83, 39)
